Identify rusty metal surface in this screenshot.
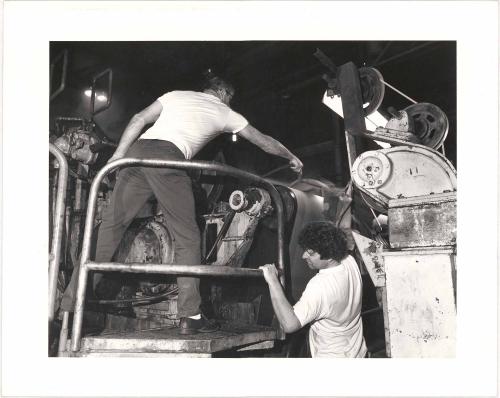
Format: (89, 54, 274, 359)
(352, 231, 386, 287)
(78, 323, 277, 355)
(116, 219, 175, 264)
(225, 215, 260, 268)
(388, 194, 456, 248)
(383, 250, 456, 357)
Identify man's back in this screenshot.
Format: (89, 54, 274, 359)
(140, 90, 247, 159)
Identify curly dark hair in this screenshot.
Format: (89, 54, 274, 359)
(298, 221, 348, 262)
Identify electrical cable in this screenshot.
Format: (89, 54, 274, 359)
(335, 181, 353, 228)
(87, 287, 178, 306)
(359, 190, 384, 232)
(357, 190, 390, 248)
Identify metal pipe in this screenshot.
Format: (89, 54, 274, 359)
(70, 263, 89, 352)
(50, 173, 57, 243)
(87, 262, 265, 278)
(50, 49, 68, 101)
(80, 159, 284, 267)
(91, 68, 113, 116)
(49, 144, 68, 321)
(71, 158, 285, 351)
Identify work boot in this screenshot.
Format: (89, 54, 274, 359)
(179, 315, 220, 335)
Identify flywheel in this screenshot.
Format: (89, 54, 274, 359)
(404, 102, 449, 149)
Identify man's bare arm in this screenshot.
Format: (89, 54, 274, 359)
(259, 264, 302, 333)
(108, 100, 163, 162)
(238, 125, 303, 172)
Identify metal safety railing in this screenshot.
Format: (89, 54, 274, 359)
(69, 158, 286, 352)
(49, 144, 69, 321)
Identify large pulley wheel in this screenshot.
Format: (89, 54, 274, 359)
(359, 67, 385, 116)
(404, 102, 449, 149)
(102, 219, 176, 299)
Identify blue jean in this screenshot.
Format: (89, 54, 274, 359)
(61, 139, 202, 317)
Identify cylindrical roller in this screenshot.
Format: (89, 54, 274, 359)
(229, 188, 272, 217)
(229, 190, 247, 211)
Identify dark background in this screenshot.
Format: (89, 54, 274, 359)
(50, 41, 456, 184)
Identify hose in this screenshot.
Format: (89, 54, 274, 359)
(87, 287, 178, 306)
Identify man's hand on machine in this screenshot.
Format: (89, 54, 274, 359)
(259, 263, 281, 285)
(289, 157, 303, 173)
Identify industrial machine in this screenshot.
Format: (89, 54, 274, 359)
(317, 50, 456, 357)
(49, 152, 327, 357)
(49, 46, 455, 358)
(49, 50, 329, 357)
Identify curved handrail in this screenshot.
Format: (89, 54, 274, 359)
(70, 158, 285, 352)
(49, 143, 68, 321)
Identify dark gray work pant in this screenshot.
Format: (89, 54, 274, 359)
(61, 139, 202, 317)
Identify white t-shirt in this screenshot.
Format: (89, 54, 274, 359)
(293, 255, 367, 358)
(139, 91, 249, 159)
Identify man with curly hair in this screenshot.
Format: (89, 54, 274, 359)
(260, 221, 367, 357)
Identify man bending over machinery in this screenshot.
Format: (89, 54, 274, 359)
(61, 72, 303, 335)
(260, 222, 367, 357)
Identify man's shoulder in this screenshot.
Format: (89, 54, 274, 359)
(342, 255, 360, 270)
(158, 90, 220, 107)
(304, 272, 322, 289)
(162, 90, 228, 103)
(162, 90, 201, 97)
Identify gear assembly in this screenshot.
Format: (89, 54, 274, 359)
(49, 43, 456, 358)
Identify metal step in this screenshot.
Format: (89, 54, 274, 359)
(70, 323, 277, 357)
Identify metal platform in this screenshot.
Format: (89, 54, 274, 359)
(74, 323, 277, 357)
